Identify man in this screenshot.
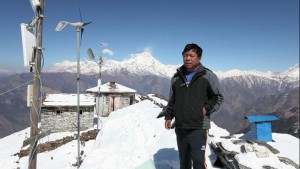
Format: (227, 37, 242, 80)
(164, 43, 223, 169)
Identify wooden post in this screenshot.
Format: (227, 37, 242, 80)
(29, 0, 44, 169)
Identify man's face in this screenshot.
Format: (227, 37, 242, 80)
(183, 49, 201, 72)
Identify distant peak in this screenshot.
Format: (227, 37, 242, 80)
(123, 51, 159, 65)
(288, 64, 299, 71)
(278, 64, 299, 79)
(130, 51, 154, 59)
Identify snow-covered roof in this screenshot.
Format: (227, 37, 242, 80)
(42, 93, 95, 107)
(86, 82, 136, 93)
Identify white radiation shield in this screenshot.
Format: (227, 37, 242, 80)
(20, 23, 36, 67)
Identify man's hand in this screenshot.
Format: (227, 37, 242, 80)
(165, 120, 172, 130)
(203, 107, 207, 115)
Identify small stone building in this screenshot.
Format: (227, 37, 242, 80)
(41, 93, 95, 133)
(86, 82, 136, 117)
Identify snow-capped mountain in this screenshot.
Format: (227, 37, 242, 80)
(276, 64, 300, 81)
(46, 51, 299, 86)
(215, 64, 299, 84)
(46, 51, 178, 78)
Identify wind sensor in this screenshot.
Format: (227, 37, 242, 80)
(55, 19, 91, 168)
(55, 21, 91, 31)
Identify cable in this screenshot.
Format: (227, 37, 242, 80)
(26, 17, 45, 169)
(23, 107, 39, 169)
(40, 50, 45, 71)
(0, 79, 34, 96)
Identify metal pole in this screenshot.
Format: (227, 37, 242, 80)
(76, 27, 81, 168)
(97, 47, 100, 129)
(97, 87, 100, 130)
(29, 0, 44, 169)
(97, 44, 102, 130)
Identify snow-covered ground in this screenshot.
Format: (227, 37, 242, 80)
(0, 94, 299, 169)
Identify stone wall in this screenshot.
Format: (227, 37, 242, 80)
(96, 93, 135, 117)
(41, 107, 94, 133)
(119, 94, 133, 109)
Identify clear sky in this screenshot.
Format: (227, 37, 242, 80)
(0, 0, 299, 72)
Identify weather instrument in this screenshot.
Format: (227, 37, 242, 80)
(87, 48, 96, 61)
(55, 18, 91, 168)
(20, 23, 36, 67)
(87, 45, 105, 130)
(55, 21, 91, 32)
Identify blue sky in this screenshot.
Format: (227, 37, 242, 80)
(0, 0, 299, 72)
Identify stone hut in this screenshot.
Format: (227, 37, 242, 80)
(86, 82, 136, 117)
(41, 93, 95, 133)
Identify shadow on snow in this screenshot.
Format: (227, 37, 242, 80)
(153, 148, 180, 169)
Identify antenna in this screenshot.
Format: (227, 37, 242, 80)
(87, 48, 96, 61)
(100, 43, 104, 65)
(99, 43, 104, 79)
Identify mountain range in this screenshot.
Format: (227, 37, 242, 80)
(0, 51, 299, 138)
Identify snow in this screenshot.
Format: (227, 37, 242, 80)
(86, 82, 136, 93)
(109, 51, 177, 77)
(215, 69, 275, 79)
(276, 64, 300, 81)
(0, 95, 299, 169)
(42, 93, 95, 106)
(269, 133, 300, 163)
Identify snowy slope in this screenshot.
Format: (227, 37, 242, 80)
(0, 94, 299, 169)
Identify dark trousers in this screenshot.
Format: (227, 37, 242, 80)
(175, 128, 208, 169)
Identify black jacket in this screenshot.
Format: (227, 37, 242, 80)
(165, 63, 223, 129)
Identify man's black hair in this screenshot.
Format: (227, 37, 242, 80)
(182, 43, 203, 58)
